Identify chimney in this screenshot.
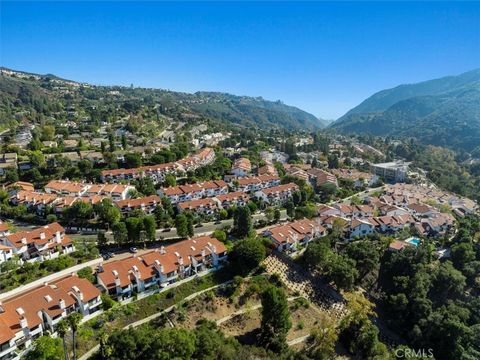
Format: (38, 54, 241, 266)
(40, 232, 46, 240)
(201, 249, 206, 258)
(59, 298, 66, 309)
(113, 270, 121, 287)
(21, 237, 27, 245)
(55, 231, 62, 243)
(132, 265, 141, 279)
(19, 317, 28, 329)
(72, 286, 84, 301)
(154, 260, 164, 273)
(16, 307, 25, 317)
(160, 246, 166, 254)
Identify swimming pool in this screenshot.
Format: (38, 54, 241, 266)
(406, 238, 421, 247)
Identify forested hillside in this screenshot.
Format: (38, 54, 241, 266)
(0, 68, 324, 132)
(331, 69, 480, 152)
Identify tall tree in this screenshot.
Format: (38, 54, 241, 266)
(233, 206, 253, 238)
(57, 320, 70, 360)
(175, 214, 189, 238)
(260, 285, 291, 352)
(67, 312, 83, 360)
(143, 215, 157, 242)
(230, 238, 266, 276)
(306, 314, 338, 360)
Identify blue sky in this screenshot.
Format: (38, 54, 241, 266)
(1, 2, 479, 119)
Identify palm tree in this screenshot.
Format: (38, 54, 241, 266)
(57, 319, 70, 360)
(67, 312, 83, 360)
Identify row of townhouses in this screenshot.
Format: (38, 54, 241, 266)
(44, 180, 134, 200)
(0, 223, 74, 264)
(0, 235, 229, 359)
(96, 236, 227, 299)
(158, 180, 229, 204)
(100, 147, 215, 183)
(0, 275, 102, 360)
(317, 186, 459, 239)
(11, 190, 107, 216)
(174, 183, 299, 216)
(263, 218, 327, 253)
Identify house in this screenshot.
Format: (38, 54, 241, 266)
(234, 175, 281, 193)
(193, 147, 216, 166)
(0, 222, 10, 237)
(388, 240, 409, 252)
(263, 219, 326, 252)
(408, 203, 434, 218)
(2, 223, 74, 263)
(419, 213, 455, 237)
(0, 153, 17, 176)
(115, 195, 162, 214)
(352, 205, 374, 218)
(62, 139, 78, 149)
(0, 244, 13, 263)
(158, 180, 228, 204)
(98, 183, 134, 201)
(307, 168, 338, 188)
(42, 141, 57, 148)
(369, 215, 413, 233)
(378, 204, 409, 217)
(331, 168, 378, 187)
(177, 198, 220, 215)
(348, 219, 375, 239)
(44, 180, 88, 197)
(0, 275, 101, 360)
(48, 152, 82, 165)
(53, 195, 106, 213)
(255, 183, 299, 205)
(215, 192, 249, 208)
(96, 236, 227, 299)
(80, 150, 104, 164)
(6, 181, 35, 193)
(201, 180, 229, 197)
(257, 164, 278, 176)
(285, 166, 309, 181)
(316, 205, 341, 217)
(100, 167, 143, 183)
(54, 275, 102, 316)
(451, 198, 477, 217)
(45, 181, 134, 201)
(11, 191, 59, 215)
(231, 158, 251, 177)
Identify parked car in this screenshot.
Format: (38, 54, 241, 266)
(129, 247, 138, 253)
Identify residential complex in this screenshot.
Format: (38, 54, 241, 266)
(97, 236, 227, 299)
(0, 275, 101, 360)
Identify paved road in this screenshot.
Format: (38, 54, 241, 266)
(104, 210, 287, 243)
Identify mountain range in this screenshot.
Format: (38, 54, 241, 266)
(0, 68, 325, 132)
(330, 68, 480, 152)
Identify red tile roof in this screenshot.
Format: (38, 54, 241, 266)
(6, 222, 65, 249)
